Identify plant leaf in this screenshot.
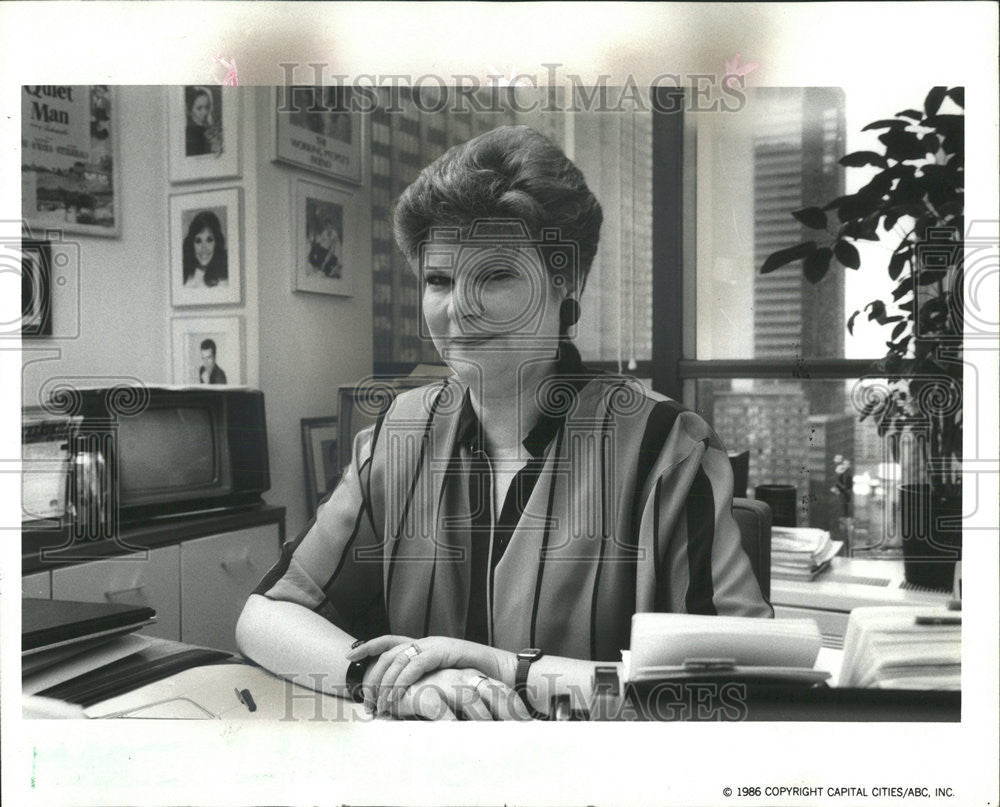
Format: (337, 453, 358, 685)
(891, 320, 908, 340)
(839, 151, 888, 169)
(946, 87, 964, 108)
(792, 206, 828, 230)
(896, 108, 923, 120)
(924, 86, 948, 117)
(834, 239, 860, 269)
(847, 309, 861, 335)
(888, 249, 910, 281)
(760, 241, 816, 274)
(862, 119, 908, 132)
(866, 300, 887, 324)
(891, 274, 913, 300)
(803, 246, 833, 283)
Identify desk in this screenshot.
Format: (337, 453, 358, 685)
(771, 557, 951, 648)
(29, 639, 958, 723)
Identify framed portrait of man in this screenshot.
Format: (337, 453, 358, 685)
(170, 315, 244, 386)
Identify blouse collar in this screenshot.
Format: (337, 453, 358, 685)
(453, 342, 594, 459)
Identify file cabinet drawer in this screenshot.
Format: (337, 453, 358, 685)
(180, 524, 279, 653)
(22, 571, 51, 598)
(51, 546, 181, 641)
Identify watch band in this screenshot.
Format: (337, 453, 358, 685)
(346, 639, 371, 704)
(515, 648, 546, 719)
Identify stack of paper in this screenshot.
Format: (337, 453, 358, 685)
(840, 606, 961, 690)
(623, 612, 828, 685)
(771, 526, 841, 580)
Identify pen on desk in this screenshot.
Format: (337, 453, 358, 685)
(235, 687, 257, 712)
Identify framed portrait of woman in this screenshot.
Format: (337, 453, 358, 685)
(292, 178, 356, 297)
(170, 315, 244, 386)
(273, 86, 364, 184)
(168, 187, 242, 307)
(166, 86, 241, 183)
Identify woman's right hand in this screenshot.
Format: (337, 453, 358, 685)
(384, 668, 530, 721)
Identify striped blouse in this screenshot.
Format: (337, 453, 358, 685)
(255, 360, 773, 662)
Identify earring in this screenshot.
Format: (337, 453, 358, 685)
(559, 298, 581, 329)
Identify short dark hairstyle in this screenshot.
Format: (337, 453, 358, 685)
(392, 125, 603, 293)
(199, 339, 217, 355)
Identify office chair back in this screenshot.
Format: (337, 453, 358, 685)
(732, 497, 772, 602)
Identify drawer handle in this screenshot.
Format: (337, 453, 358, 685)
(104, 584, 146, 599)
(220, 552, 252, 572)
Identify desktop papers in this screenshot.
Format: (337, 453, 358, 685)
(840, 606, 961, 690)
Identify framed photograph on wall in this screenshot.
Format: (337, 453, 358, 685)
(19, 239, 52, 338)
(292, 178, 356, 297)
(169, 187, 242, 306)
(170, 315, 244, 386)
(273, 86, 363, 184)
(21, 85, 120, 237)
(167, 86, 241, 183)
(301, 416, 339, 517)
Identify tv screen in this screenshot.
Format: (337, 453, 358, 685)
(118, 407, 219, 495)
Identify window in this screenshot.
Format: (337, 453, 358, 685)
(676, 87, 928, 545)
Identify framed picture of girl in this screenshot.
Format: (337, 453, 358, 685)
(169, 187, 242, 306)
(292, 178, 356, 297)
(167, 86, 241, 183)
(273, 86, 364, 184)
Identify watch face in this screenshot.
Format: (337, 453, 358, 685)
(518, 647, 543, 661)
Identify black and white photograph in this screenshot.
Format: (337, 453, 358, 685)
(167, 85, 241, 182)
(300, 415, 339, 517)
(293, 177, 355, 296)
(18, 239, 52, 337)
(274, 85, 364, 183)
(2, 4, 998, 807)
(169, 187, 242, 306)
(171, 315, 243, 385)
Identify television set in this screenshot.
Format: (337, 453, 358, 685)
(62, 386, 270, 525)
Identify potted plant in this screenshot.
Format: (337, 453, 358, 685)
(760, 86, 964, 588)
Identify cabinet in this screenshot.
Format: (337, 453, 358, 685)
(26, 508, 284, 653)
(180, 525, 278, 653)
(52, 546, 182, 641)
(22, 571, 51, 598)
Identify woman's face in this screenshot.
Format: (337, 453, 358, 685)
(420, 243, 566, 379)
(189, 94, 211, 127)
(193, 227, 216, 267)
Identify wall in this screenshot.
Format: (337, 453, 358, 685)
(22, 85, 374, 541)
(22, 87, 171, 405)
(253, 87, 373, 539)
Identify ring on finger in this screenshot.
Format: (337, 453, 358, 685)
(404, 643, 421, 659)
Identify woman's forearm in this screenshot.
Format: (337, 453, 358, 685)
(235, 593, 357, 695)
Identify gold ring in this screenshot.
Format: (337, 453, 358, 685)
(404, 643, 420, 659)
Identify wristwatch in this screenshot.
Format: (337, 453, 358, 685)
(346, 640, 371, 704)
(515, 647, 545, 717)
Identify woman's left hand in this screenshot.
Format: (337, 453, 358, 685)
(347, 635, 517, 715)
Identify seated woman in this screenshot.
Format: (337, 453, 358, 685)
(236, 125, 771, 721)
